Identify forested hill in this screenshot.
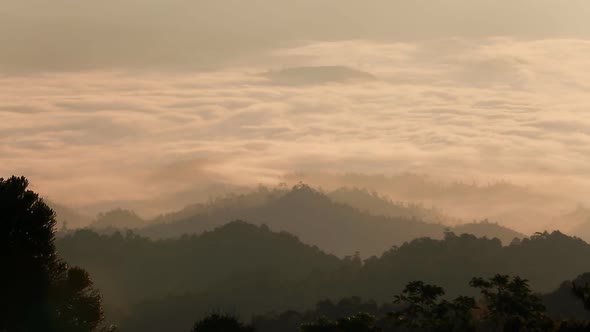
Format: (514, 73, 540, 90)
(138, 184, 446, 256)
(132, 184, 523, 256)
(452, 220, 524, 244)
(57, 223, 590, 332)
(57, 221, 345, 327)
(325, 187, 453, 224)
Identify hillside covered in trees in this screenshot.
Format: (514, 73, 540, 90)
(85, 184, 525, 257)
(57, 221, 590, 331)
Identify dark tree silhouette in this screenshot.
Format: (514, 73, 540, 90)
(470, 274, 553, 332)
(0, 176, 108, 331)
(389, 281, 476, 331)
(190, 314, 254, 332)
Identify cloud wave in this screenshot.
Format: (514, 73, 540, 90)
(1, 38, 590, 218)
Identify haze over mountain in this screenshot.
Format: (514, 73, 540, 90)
(47, 200, 93, 229)
(68, 184, 523, 256)
(285, 173, 580, 234)
(91, 208, 148, 230)
(138, 184, 448, 257)
(3, 0, 590, 236)
(326, 187, 454, 224)
(71, 175, 576, 238)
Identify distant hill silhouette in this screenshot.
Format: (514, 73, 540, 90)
(452, 220, 525, 244)
(326, 187, 454, 224)
(284, 172, 573, 233)
(137, 184, 524, 256)
(48, 200, 93, 229)
(138, 184, 447, 256)
(90, 208, 147, 230)
(151, 186, 288, 225)
(326, 187, 525, 244)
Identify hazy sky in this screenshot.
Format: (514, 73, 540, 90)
(2, 1, 590, 217)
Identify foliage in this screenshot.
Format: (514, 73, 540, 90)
(0, 176, 108, 331)
(470, 275, 553, 331)
(257, 276, 590, 332)
(389, 281, 476, 331)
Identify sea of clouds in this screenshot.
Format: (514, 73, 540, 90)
(1, 37, 590, 214)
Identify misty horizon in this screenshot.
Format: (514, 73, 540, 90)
(3, 1, 590, 235)
(4, 2, 590, 331)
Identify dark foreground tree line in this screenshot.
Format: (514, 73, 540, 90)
(3, 175, 590, 332)
(192, 275, 590, 332)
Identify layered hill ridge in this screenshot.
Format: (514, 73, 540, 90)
(134, 184, 524, 257)
(326, 187, 454, 224)
(57, 223, 590, 332)
(138, 184, 446, 256)
(58, 220, 345, 324)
